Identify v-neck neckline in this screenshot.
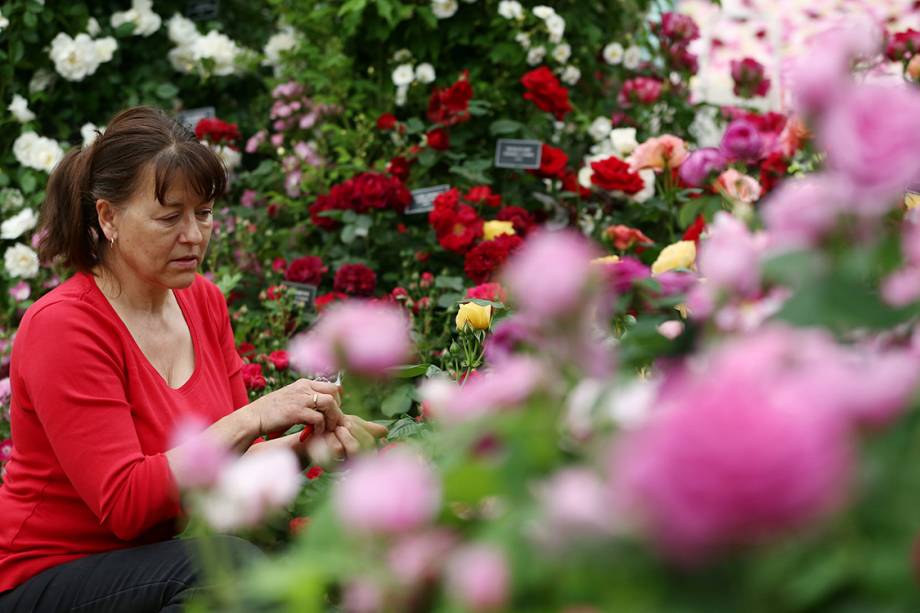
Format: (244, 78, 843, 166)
(84, 272, 202, 392)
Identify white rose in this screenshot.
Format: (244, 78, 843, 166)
(111, 0, 161, 37)
(431, 0, 458, 19)
(0, 10, 8, 32)
(609, 127, 638, 156)
(603, 42, 624, 65)
(0, 189, 25, 211)
(395, 84, 409, 107)
(629, 169, 656, 203)
(86, 17, 101, 36)
(49, 33, 101, 81)
(588, 138, 615, 157)
(588, 116, 613, 142)
(168, 46, 197, 74)
(391, 63, 415, 87)
(263, 28, 297, 67)
(393, 48, 412, 62)
(168, 14, 199, 46)
(623, 46, 642, 70)
(532, 5, 555, 19)
(214, 144, 241, 170)
(526, 46, 546, 66)
(1, 208, 38, 240)
(81, 122, 102, 148)
(111, 8, 139, 31)
(552, 43, 571, 64)
(13, 132, 64, 173)
(190, 31, 240, 76)
(577, 165, 594, 189)
(12, 133, 38, 168)
(415, 63, 436, 84)
(8, 95, 36, 123)
(4, 243, 40, 279)
(561, 65, 580, 85)
(29, 70, 55, 94)
(545, 14, 565, 43)
(497, 0, 523, 19)
(93, 37, 118, 64)
(514, 32, 531, 49)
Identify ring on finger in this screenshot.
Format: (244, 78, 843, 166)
(312, 393, 319, 408)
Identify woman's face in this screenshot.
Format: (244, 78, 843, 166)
(109, 166, 214, 290)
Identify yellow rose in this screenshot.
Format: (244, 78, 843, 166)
(905, 191, 920, 210)
(591, 255, 621, 265)
(482, 220, 516, 241)
(651, 240, 696, 275)
(456, 302, 492, 331)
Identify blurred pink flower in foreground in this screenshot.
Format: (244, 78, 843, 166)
(611, 327, 855, 560)
(697, 212, 762, 296)
(387, 529, 457, 587)
(502, 230, 599, 320)
(334, 448, 441, 535)
(289, 301, 413, 377)
(170, 417, 233, 490)
(199, 448, 302, 531)
(761, 175, 847, 249)
(445, 544, 510, 612)
(535, 468, 617, 545)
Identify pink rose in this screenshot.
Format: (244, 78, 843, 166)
(627, 135, 689, 172)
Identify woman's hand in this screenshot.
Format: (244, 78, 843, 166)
(244, 378, 344, 438)
(303, 414, 388, 465)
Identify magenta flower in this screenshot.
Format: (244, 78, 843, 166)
(730, 57, 771, 99)
(678, 148, 726, 187)
(502, 230, 600, 320)
(289, 301, 413, 378)
(445, 544, 510, 612)
(719, 119, 764, 162)
(334, 448, 441, 535)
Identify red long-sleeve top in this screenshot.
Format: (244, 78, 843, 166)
(0, 272, 248, 592)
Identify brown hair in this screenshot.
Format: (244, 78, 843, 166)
(38, 106, 228, 272)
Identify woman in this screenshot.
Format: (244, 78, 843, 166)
(0, 106, 384, 611)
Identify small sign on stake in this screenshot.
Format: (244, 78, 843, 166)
(494, 139, 542, 169)
(284, 282, 317, 309)
(406, 185, 451, 215)
(176, 106, 216, 131)
(187, 0, 219, 21)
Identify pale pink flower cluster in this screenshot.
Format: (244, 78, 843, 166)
(334, 448, 441, 535)
(444, 544, 510, 611)
(289, 301, 413, 377)
(610, 325, 920, 560)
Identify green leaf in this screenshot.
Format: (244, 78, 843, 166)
(381, 385, 414, 417)
(489, 119, 522, 136)
(338, 0, 368, 17)
(434, 275, 464, 290)
(387, 416, 425, 440)
(18, 172, 36, 195)
(341, 224, 356, 243)
(114, 22, 136, 37)
(389, 364, 430, 378)
(677, 200, 703, 229)
(155, 83, 179, 99)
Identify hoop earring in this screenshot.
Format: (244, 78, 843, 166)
(109, 235, 116, 248)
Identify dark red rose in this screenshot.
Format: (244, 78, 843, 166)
(537, 144, 568, 179)
(415, 250, 430, 263)
(618, 77, 663, 108)
(396, 223, 407, 234)
(496, 205, 536, 236)
(272, 257, 287, 273)
(237, 342, 256, 360)
(759, 152, 789, 194)
(376, 112, 398, 130)
(682, 214, 707, 243)
(285, 255, 327, 285)
(656, 12, 700, 45)
(464, 234, 524, 284)
(267, 350, 289, 371)
(521, 66, 572, 120)
(309, 192, 345, 230)
(464, 185, 502, 207)
(427, 71, 474, 126)
(426, 128, 450, 150)
(590, 156, 645, 194)
(387, 155, 412, 182)
(265, 284, 286, 301)
(429, 188, 461, 235)
(334, 263, 377, 296)
(195, 117, 240, 144)
(886, 29, 920, 61)
(731, 57, 771, 98)
(315, 291, 348, 312)
(436, 204, 483, 255)
(561, 171, 592, 199)
(241, 363, 266, 390)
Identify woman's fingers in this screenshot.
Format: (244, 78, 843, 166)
(335, 426, 361, 458)
(348, 415, 389, 439)
(300, 409, 325, 435)
(343, 416, 375, 449)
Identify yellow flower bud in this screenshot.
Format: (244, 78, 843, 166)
(651, 240, 696, 275)
(456, 302, 492, 331)
(591, 255, 621, 265)
(482, 220, 516, 241)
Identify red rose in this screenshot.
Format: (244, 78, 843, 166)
(265, 284, 286, 301)
(413, 296, 431, 314)
(391, 287, 409, 300)
(309, 192, 345, 231)
(590, 156, 645, 194)
(682, 214, 707, 243)
(334, 263, 377, 296)
(521, 66, 572, 120)
(759, 152, 788, 194)
(886, 29, 920, 62)
(466, 281, 507, 303)
(438, 205, 483, 254)
(561, 171, 592, 199)
(271, 257, 287, 273)
(420, 272, 435, 288)
(605, 225, 653, 251)
(306, 466, 324, 480)
(387, 155, 412, 182)
(427, 71, 473, 126)
(241, 363, 266, 390)
(289, 516, 311, 535)
(618, 77, 663, 108)
(285, 255, 327, 285)
(376, 112, 398, 130)
(315, 291, 348, 312)
(267, 350, 289, 371)
(426, 128, 450, 150)
(237, 342, 256, 360)
(537, 144, 568, 178)
(396, 223, 407, 234)
(464, 185, 502, 207)
(415, 250, 430, 263)
(464, 234, 524, 283)
(496, 205, 536, 236)
(194, 117, 240, 144)
(429, 188, 461, 234)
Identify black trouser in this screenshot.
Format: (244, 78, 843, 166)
(0, 536, 264, 612)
